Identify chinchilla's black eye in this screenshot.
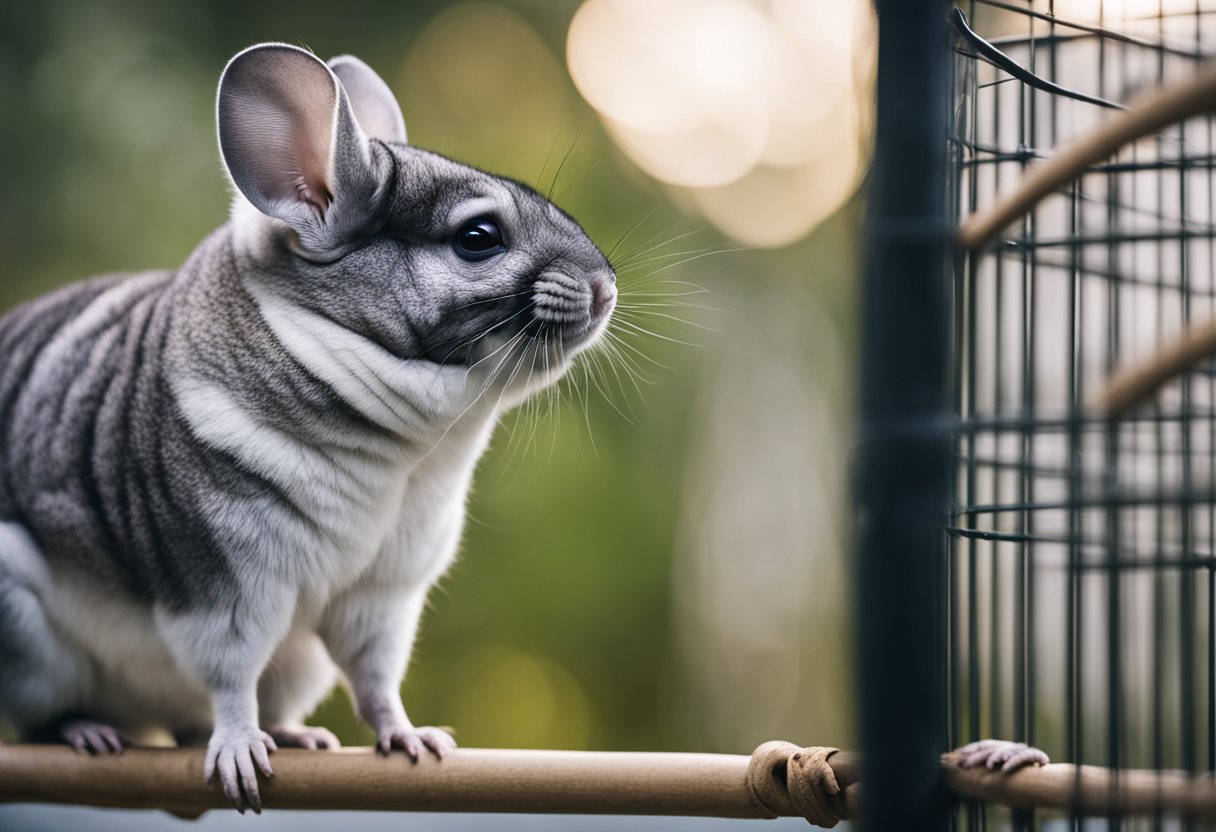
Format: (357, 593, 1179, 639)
(452, 218, 506, 262)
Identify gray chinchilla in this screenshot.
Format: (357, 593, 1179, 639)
(0, 42, 616, 812)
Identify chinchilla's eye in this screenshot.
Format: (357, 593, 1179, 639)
(452, 218, 506, 262)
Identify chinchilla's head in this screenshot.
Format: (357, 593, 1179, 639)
(216, 43, 615, 402)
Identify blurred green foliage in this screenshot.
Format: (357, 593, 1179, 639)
(0, 0, 860, 754)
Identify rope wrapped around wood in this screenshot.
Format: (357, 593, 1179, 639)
(745, 741, 859, 826)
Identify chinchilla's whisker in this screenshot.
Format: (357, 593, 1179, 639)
(414, 337, 523, 469)
(614, 303, 723, 323)
(615, 243, 723, 273)
(598, 333, 651, 395)
(452, 288, 533, 311)
(432, 302, 533, 369)
(462, 337, 521, 411)
(606, 344, 657, 397)
(616, 245, 743, 277)
(612, 228, 702, 270)
(420, 307, 530, 404)
(596, 344, 649, 418)
(547, 122, 586, 202)
(548, 335, 568, 462)
(492, 336, 533, 416)
(478, 330, 530, 398)
(625, 247, 748, 279)
(444, 329, 529, 433)
(613, 307, 720, 335)
(571, 340, 642, 425)
(615, 225, 699, 266)
(579, 360, 600, 459)
(603, 328, 672, 372)
(615, 299, 723, 313)
(553, 166, 595, 206)
(606, 204, 661, 262)
(616, 279, 712, 294)
(415, 332, 531, 464)
(614, 300, 709, 317)
(500, 343, 544, 481)
(534, 131, 562, 192)
(488, 340, 537, 481)
(440, 303, 536, 368)
(616, 291, 712, 301)
(610, 316, 708, 347)
(558, 355, 601, 461)
(576, 344, 637, 425)
(537, 335, 554, 462)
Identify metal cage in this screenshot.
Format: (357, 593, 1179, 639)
(947, 1, 1216, 827)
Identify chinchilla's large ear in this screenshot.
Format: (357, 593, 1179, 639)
(217, 43, 390, 253)
(328, 55, 406, 144)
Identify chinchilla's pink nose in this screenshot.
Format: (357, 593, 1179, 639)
(589, 270, 617, 315)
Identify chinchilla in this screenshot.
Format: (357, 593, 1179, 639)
(0, 43, 616, 812)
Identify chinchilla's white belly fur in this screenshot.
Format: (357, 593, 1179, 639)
(49, 576, 216, 734)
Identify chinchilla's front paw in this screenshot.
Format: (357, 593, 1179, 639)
(204, 726, 278, 813)
(952, 739, 1049, 772)
(375, 723, 456, 761)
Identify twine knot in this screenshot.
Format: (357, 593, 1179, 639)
(746, 740, 857, 827)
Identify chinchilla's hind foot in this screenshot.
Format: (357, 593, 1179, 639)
(264, 723, 341, 750)
(951, 739, 1049, 772)
(55, 717, 126, 754)
(375, 724, 456, 761)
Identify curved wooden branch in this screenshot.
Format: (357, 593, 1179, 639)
(1093, 317, 1216, 415)
(956, 60, 1216, 252)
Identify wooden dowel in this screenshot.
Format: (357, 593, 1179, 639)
(943, 757, 1216, 820)
(0, 745, 860, 818)
(8, 743, 1216, 820)
(957, 61, 1216, 252)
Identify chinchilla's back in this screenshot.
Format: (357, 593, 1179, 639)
(0, 264, 240, 608)
(0, 273, 151, 527)
(0, 275, 132, 450)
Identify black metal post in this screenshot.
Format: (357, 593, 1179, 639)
(857, 2, 952, 829)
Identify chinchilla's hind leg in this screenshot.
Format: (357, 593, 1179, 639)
(258, 630, 341, 750)
(0, 521, 93, 741)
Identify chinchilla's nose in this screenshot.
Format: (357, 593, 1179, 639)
(589, 269, 617, 315)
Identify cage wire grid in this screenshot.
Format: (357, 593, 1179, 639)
(948, 0, 1216, 826)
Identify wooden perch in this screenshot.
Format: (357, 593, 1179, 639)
(0, 743, 861, 822)
(942, 752, 1216, 820)
(5, 742, 1216, 821)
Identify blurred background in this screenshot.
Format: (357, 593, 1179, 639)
(0, 0, 873, 821)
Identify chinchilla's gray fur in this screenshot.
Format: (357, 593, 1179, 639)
(0, 43, 615, 811)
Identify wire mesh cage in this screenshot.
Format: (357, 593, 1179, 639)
(949, 1, 1216, 826)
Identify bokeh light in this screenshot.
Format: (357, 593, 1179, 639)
(567, 0, 875, 247)
(394, 2, 581, 192)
